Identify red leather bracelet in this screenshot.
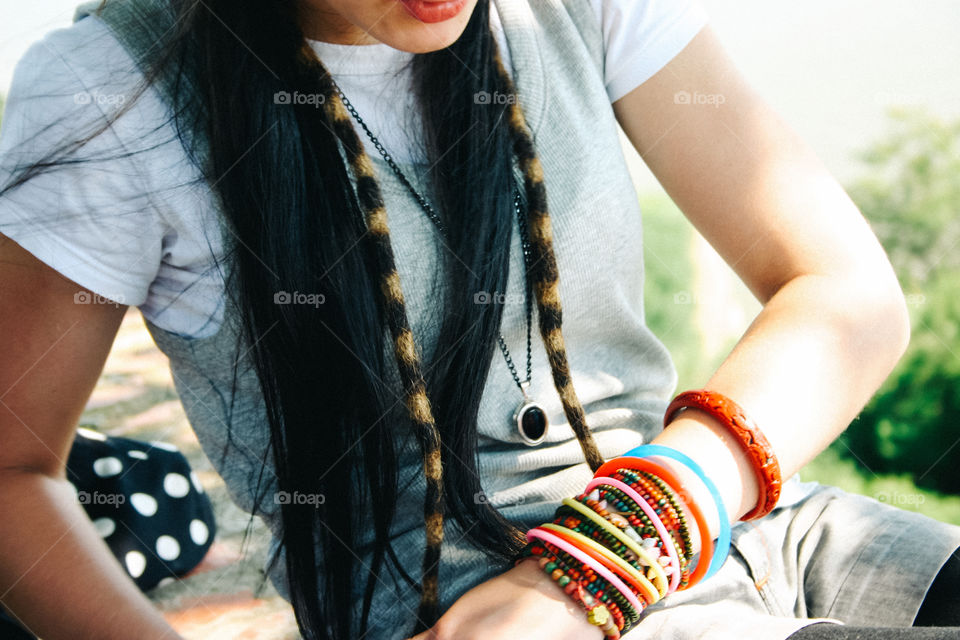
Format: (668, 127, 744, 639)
(664, 390, 782, 521)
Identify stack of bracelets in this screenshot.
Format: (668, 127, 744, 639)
(514, 389, 783, 638)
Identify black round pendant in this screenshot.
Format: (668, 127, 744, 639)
(515, 401, 549, 446)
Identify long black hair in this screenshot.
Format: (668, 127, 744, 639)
(0, 0, 605, 637)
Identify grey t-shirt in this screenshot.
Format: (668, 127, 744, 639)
(0, 0, 710, 635)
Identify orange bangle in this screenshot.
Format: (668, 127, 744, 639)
(593, 456, 714, 589)
(665, 390, 782, 521)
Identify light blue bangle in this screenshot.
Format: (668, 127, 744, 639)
(623, 443, 731, 581)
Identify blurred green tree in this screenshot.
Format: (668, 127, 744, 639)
(837, 109, 960, 493)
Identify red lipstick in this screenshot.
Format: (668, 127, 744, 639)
(398, 0, 469, 23)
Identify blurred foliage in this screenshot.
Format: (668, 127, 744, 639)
(640, 192, 702, 391)
(641, 192, 752, 392)
(801, 447, 960, 525)
(834, 109, 960, 494)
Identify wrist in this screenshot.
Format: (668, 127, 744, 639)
(651, 409, 760, 530)
(512, 556, 605, 638)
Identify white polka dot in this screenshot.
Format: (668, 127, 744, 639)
(150, 440, 179, 452)
(163, 473, 190, 498)
(77, 427, 106, 441)
(156, 577, 176, 588)
(125, 551, 146, 578)
(93, 517, 116, 538)
(190, 471, 204, 494)
(189, 519, 209, 546)
(156, 535, 181, 561)
(130, 493, 158, 516)
(127, 450, 148, 460)
(92, 457, 123, 478)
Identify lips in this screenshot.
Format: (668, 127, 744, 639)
(397, 0, 469, 24)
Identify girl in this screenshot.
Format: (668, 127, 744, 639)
(0, 0, 958, 638)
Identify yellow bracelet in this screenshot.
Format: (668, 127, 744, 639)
(561, 496, 669, 598)
(540, 522, 661, 605)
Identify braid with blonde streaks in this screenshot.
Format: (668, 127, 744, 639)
(494, 52, 607, 474)
(302, 35, 606, 632)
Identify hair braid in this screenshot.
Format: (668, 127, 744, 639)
(300, 26, 605, 631)
(305, 48, 447, 630)
(493, 54, 607, 473)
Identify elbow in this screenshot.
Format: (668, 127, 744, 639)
(848, 261, 912, 373)
(885, 277, 912, 366)
(872, 252, 911, 361)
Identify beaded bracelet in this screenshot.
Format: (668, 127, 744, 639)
(521, 548, 623, 637)
(538, 523, 652, 612)
(623, 471, 692, 557)
(535, 543, 635, 629)
(559, 496, 665, 596)
(521, 542, 630, 630)
(557, 498, 678, 599)
(583, 484, 691, 589)
(584, 476, 678, 594)
(520, 543, 629, 633)
(610, 470, 689, 588)
(664, 390, 782, 521)
(527, 527, 639, 636)
(594, 457, 714, 588)
(609, 462, 711, 587)
(520, 452, 719, 633)
(610, 470, 687, 550)
(525, 531, 643, 621)
(623, 444, 732, 580)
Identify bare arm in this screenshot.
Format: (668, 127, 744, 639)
(0, 233, 182, 639)
(613, 26, 910, 534)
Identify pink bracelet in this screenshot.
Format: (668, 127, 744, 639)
(526, 526, 648, 614)
(585, 476, 681, 593)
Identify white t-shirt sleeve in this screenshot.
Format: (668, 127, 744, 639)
(0, 18, 171, 307)
(588, 0, 710, 103)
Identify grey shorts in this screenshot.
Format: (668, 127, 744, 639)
(627, 478, 960, 639)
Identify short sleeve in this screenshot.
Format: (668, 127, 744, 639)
(0, 18, 170, 307)
(588, 0, 710, 103)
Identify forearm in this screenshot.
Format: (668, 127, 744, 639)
(0, 470, 182, 640)
(652, 270, 910, 543)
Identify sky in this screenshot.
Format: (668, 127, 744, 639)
(1, 0, 959, 183)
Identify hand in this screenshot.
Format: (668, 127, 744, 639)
(405, 557, 606, 640)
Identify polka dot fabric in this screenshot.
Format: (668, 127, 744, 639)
(66, 425, 217, 590)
